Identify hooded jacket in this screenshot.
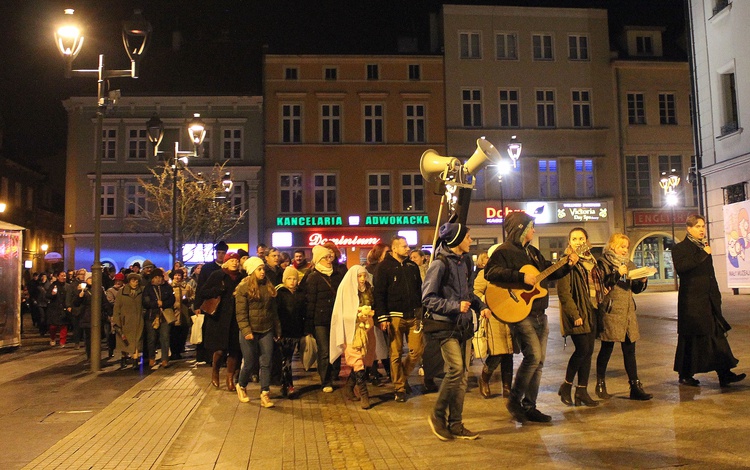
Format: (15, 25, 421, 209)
(373, 253, 423, 324)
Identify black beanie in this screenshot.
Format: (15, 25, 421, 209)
(439, 222, 469, 248)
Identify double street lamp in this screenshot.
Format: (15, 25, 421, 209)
(660, 170, 681, 290)
(146, 114, 207, 267)
(55, 8, 152, 372)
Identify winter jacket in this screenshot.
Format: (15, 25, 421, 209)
(235, 278, 281, 338)
(45, 281, 68, 326)
(142, 284, 176, 322)
(373, 254, 423, 324)
(276, 286, 306, 338)
(201, 269, 245, 353)
(112, 284, 144, 355)
(473, 269, 515, 355)
(303, 268, 343, 328)
(557, 262, 597, 337)
(597, 256, 647, 342)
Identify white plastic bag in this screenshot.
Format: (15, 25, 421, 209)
(189, 313, 204, 344)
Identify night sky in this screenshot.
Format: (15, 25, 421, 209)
(0, 0, 685, 168)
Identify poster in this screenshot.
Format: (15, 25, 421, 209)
(722, 200, 750, 288)
(0, 222, 23, 349)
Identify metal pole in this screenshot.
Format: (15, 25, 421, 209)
(90, 54, 105, 372)
(500, 179, 506, 242)
(172, 142, 179, 268)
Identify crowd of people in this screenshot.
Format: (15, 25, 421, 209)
(19, 213, 745, 441)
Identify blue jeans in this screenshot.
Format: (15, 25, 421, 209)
(147, 320, 171, 361)
(314, 325, 341, 387)
(509, 312, 548, 410)
(239, 330, 274, 391)
(432, 337, 470, 428)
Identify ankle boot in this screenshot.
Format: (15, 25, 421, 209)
(226, 356, 238, 391)
(595, 377, 612, 399)
(355, 370, 371, 409)
(629, 380, 653, 401)
(558, 381, 574, 406)
(478, 366, 492, 399)
(574, 385, 599, 407)
(343, 372, 359, 401)
(500, 360, 513, 398)
(211, 351, 223, 388)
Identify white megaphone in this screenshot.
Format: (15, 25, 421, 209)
(464, 137, 502, 175)
(420, 150, 461, 182)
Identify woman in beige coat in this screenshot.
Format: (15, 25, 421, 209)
(112, 273, 144, 369)
(474, 244, 516, 398)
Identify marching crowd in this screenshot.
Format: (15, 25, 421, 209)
(20, 212, 746, 441)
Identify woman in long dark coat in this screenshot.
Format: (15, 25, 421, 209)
(673, 214, 746, 387)
(112, 273, 145, 368)
(201, 252, 245, 390)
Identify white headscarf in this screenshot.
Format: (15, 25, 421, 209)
(329, 265, 367, 364)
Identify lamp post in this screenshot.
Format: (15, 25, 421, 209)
(498, 135, 523, 241)
(660, 171, 681, 290)
(55, 8, 152, 372)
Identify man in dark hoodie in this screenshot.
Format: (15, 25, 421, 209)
(485, 212, 578, 424)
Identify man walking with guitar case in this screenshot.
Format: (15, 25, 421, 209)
(484, 212, 579, 424)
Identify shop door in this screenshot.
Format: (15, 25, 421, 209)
(633, 235, 675, 285)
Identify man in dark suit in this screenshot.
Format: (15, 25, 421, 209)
(673, 214, 746, 387)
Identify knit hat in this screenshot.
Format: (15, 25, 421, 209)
(439, 222, 468, 248)
(142, 259, 155, 269)
(312, 245, 330, 265)
(243, 256, 265, 275)
(131, 261, 141, 268)
(113, 273, 125, 281)
(214, 240, 229, 252)
(237, 248, 249, 259)
(151, 268, 164, 278)
(282, 266, 299, 283)
(126, 273, 141, 282)
(504, 211, 535, 245)
(224, 252, 240, 261)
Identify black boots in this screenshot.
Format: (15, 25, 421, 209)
(574, 385, 599, 407)
(211, 351, 223, 388)
(343, 373, 358, 401)
(478, 366, 492, 399)
(355, 370, 370, 409)
(595, 377, 612, 399)
(629, 380, 653, 400)
(718, 371, 747, 388)
(500, 355, 513, 398)
(558, 381, 573, 406)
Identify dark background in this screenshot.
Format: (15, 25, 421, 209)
(0, 0, 686, 166)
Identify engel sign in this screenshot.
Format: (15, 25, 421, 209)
(308, 232, 381, 247)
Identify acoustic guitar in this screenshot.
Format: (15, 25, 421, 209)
(485, 244, 587, 323)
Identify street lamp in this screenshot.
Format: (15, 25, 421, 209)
(0, 202, 6, 213)
(55, 8, 152, 372)
(507, 135, 522, 168)
(660, 170, 681, 290)
(497, 135, 523, 241)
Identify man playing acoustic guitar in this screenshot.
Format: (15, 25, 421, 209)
(484, 212, 579, 424)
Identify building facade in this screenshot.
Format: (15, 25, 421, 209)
(689, 0, 750, 292)
(62, 95, 262, 272)
(263, 54, 445, 266)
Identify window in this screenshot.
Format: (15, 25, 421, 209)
(626, 155, 652, 208)
(405, 104, 426, 143)
(321, 104, 341, 143)
(26, 187, 33, 210)
(575, 159, 595, 197)
(459, 32, 481, 59)
(502, 163, 523, 199)
(568, 35, 589, 60)
(279, 173, 303, 214)
(532, 34, 553, 60)
(197, 129, 210, 159)
(499, 89, 520, 128)
(282, 104, 302, 143)
(366, 64, 379, 80)
(368, 173, 391, 212)
(538, 160, 559, 198)
(627, 93, 646, 125)
(408, 64, 421, 80)
(658, 155, 683, 205)
(724, 182, 747, 205)
(713, 0, 730, 15)
(495, 33, 518, 60)
(636, 36, 653, 55)
(229, 182, 244, 217)
(572, 90, 592, 127)
(222, 128, 242, 159)
(100, 183, 117, 217)
(462, 89, 482, 127)
(720, 72, 739, 136)
(284, 67, 298, 80)
(314, 173, 337, 213)
(14, 183, 21, 207)
(659, 93, 677, 125)
(127, 129, 148, 160)
(364, 104, 384, 143)
(536, 90, 555, 128)
(102, 128, 117, 161)
(125, 182, 146, 217)
(402, 173, 425, 212)
(324, 67, 337, 80)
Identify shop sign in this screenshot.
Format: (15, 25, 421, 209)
(485, 207, 506, 224)
(276, 216, 343, 227)
(308, 232, 381, 247)
(633, 210, 692, 226)
(364, 215, 430, 226)
(557, 202, 608, 222)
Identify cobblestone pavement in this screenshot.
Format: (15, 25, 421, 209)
(10, 292, 750, 469)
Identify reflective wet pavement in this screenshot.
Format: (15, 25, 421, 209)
(9, 291, 750, 469)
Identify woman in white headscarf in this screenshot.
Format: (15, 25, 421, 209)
(330, 265, 380, 409)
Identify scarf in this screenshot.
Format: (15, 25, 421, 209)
(602, 247, 629, 268)
(222, 267, 239, 281)
(315, 264, 333, 276)
(687, 233, 706, 249)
